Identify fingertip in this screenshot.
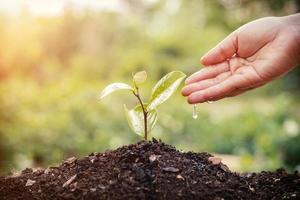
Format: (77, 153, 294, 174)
(200, 55, 209, 66)
(185, 72, 200, 85)
(187, 93, 204, 104)
(185, 77, 195, 85)
(181, 87, 189, 96)
(184, 78, 191, 85)
(185, 69, 205, 85)
(200, 33, 237, 66)
(200, 56, 205, 65)
(200, 48, 219, 66)
(201, 55, 218, 66)
(187, 97, 195, 104)
(182, 84, 195, 97)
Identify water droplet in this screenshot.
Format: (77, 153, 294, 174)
(207, 97, 214, 104)
(192, 104, 198, 119)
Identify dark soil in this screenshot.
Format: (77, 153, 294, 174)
(0, 139, 299, 200)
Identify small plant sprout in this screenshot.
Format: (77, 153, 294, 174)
(99, 71, 186, 140)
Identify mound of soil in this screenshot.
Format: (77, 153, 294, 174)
(0, 139, 299, 199)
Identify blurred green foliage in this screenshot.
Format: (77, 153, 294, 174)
(0, 0, 299, 174)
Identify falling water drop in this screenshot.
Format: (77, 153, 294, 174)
(207, 100, 214, 104)
(192, 104, 198, 119)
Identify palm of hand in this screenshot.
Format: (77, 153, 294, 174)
(182, 17, 300, 104)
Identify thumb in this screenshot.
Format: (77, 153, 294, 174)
(201, 32, 238, 66)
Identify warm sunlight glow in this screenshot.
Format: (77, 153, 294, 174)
(0, 0, 124, 16)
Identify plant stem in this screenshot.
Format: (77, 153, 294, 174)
(133, 90, 148, 140)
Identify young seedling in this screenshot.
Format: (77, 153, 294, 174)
(99, 71, 186, 140)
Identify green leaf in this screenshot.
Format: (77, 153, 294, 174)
(124, 104, 157, 137)
(99, 83, 133, 99)
(133, 71, 147, 85)
(147, 71, 186, 111)
(135, 104, 158, 132)
(124, 104, 144, 137)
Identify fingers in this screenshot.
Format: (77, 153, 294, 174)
(186, 73, 266, 104)
(182, 71, 231, 96)
(185, 62, 229, 85)
(201, 32, 238, 66)
(187, 74, 249, 104)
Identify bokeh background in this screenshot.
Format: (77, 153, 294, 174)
(0, 0, 300, 175)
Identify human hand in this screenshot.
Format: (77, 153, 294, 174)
(182, 14, 300, 104)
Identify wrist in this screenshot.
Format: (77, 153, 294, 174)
(283, 13, 300, 36)
(283, 14, 300, 65)
(283, 13, 300, 26)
